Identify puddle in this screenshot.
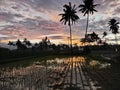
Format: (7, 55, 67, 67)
(89, 60, 111, 69)
(0, 56, 104, 90)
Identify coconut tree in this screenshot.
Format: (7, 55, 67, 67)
(103, 31, 107, 38)
(59, 2, 79, 53)
(79, 0, 99, 39)
(101, 31, 107, 44)
(108, 19, 119, 44)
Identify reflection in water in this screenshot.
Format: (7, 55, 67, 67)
(89, 60, 100, 66)
(0, 57, 106, 90)
(89, 60, 111, 69)
(0, 64, 47, 90)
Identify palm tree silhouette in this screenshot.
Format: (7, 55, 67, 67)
(108, 19, 119, 44)
(23, 38, 31, 46)
(79, 0, 99, 39)
(59, 2, 79, 53)
(90, 32, 99, 42)
(103, 31, 107, 38)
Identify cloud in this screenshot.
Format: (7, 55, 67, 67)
(0, 34, 9, 38)
(0, 0, 120, 44)
(45, 34, 68, 40)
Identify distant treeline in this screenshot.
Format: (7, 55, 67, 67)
(0, 37, 79, 61)
(0, 37, 120, 63)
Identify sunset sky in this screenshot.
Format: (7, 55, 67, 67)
(0, 0, 120, 45)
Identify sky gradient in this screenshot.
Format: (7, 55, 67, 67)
(0, 0, 120, 45)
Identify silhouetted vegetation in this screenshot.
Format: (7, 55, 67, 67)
(59, 2, 79, 53)
(108, 19, 119, 44)
(0, 37, 84, 63)
(1, 37, 120, 64)
(79, 0, 99, 39)
(80, 32, 100, 45)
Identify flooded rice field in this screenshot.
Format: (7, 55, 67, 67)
(0, 56, 120, 90)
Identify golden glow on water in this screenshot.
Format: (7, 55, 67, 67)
(89, 60, 100, 66)
(72, 57, 85, 63)
(89, 60, 111, 69)
(0, 57, 86, 77)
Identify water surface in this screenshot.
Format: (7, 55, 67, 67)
(0, 56, 115, 90)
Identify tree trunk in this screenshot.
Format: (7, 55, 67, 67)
(85, 13, 89, 38)
(69, 24, 73, 54)
(115, 34, 118, 52)
(115, 34, 118, 45)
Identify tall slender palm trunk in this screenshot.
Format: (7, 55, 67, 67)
(85, 13, 89, 38)
(115, 35, 118, 45)
(69, 24, 73, 86)
(69, 24, 73, 54)
(115, 35, 118, 52)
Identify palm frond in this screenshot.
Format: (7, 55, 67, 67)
(59, 2, 79, 25)
(108, 19, 119, 34)
(79, 0, 98, 16)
